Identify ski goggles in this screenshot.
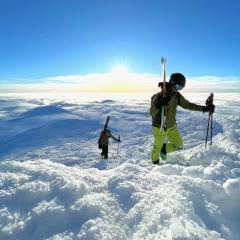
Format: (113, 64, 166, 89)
(175, 84, 184, 91)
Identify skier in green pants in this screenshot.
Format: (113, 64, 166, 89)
(150, 73, 215, 164)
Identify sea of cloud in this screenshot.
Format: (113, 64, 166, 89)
(1, 73, 240, 93)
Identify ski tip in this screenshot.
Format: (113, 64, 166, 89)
(161, 57, 167, 64)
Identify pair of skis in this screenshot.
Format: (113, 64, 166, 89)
(103, 116, 110, 133)
(160, 57, 167, 131)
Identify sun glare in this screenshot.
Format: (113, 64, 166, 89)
(111, 64, 129, 74)
(96, 63, 133, 92)
(92, 63, 154, 92)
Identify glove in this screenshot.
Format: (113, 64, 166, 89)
(203, 104, 215, 113)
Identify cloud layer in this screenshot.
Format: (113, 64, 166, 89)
(1, 72, 240, 93)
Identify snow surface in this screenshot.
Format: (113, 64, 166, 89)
(0, 92, 240, 240)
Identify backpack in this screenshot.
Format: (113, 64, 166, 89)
(149, 92, 180, 117)
(98, 131, 107, 149)
(149, 93, 160, 117)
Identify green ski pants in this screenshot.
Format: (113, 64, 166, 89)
(151, 126, 183, 162)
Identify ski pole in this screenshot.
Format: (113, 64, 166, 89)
(205, 113, 211, 148)
(117, 135, 120, 156)
(205, 93, 214, 148)
(210, 113, 213, 145)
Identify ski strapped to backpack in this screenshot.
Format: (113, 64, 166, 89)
(98, 116, 110, 149)
(205, 93, 214, 148)
(160, 57, 167, 131)
(103, 116, 110, 132)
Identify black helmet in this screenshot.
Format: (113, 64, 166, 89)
(169, 73, 186, 90)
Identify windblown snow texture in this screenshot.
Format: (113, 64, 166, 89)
(0, 93, 240, 240)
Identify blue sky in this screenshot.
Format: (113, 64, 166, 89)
(0, 0, 240, 84)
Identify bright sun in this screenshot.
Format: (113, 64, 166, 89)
(101, 63, 134, 91)
(111, 64, 129, 74)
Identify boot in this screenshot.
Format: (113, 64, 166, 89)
(160, 143, 167, 161)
